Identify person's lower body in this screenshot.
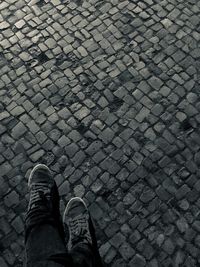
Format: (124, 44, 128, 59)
(24, 164, 103, 267)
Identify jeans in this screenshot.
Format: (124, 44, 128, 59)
(24, 182, 103, 267)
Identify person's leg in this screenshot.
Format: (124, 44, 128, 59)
(25, 164, 71, 267)
(63, 197, 103, 267)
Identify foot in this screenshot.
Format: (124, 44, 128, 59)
(28, 164, 54, 211)
(26, 164, 65, 243)
(63, 197, 93, 251)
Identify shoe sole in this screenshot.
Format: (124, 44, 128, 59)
(63, 197, 88, 224)
(28, 164, 52, 187)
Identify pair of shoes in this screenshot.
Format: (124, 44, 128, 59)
(28, 164, 93, 252)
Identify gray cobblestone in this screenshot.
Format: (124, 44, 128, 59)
(11, 216, 24, 234)
(59, 180, 70, 196)
(85, 140, 103, 155)
(1, 0, 200, 265)
(11, 122, 27, 139)
(130, 254, 146, 267)
(163, 238, 175, 255)
(119, 242, 135, 261)
(4, 191, 19, 208)
(29, 149, 45, 162)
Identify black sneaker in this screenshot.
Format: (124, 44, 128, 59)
(63, 197, 92, 250)
(28, 164, 54, 211)
(63, 197, 103, 266)
(26, 164, 64, 241)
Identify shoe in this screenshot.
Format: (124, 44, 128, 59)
(63, 197, 92, 251)
(63, 197, 103, 266)
(26, 164, 65, 241)
(28, 164, 54, 211)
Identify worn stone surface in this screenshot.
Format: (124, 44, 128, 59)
(0, 0, 200, 266)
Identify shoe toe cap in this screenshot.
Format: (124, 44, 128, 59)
(29, 164, 53, 186)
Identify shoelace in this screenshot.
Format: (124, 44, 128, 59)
(28, 183, 52, 211)
(68, 214, 92, 247)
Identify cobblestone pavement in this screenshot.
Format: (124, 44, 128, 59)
(0, 0, 200, 266)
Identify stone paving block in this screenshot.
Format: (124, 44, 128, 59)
(104, 247, 117, 264)
(27, 120, 40, 134)
(89, 202, 103, 220)
(163, 238, 175, 255)
(105, 221, 120, 238)
(0, 217, 12, 235)
(11, 216, 24, 234)
(68, 169, 83, 184)
(119, 242, 135, 261)
(98, 127, 115, 144)
(1, 0, 200, 266)
(59, 180, 70, 196)
(29, 149, 45, 162)
(85, 140, 103, 156)
(11, 122, 27, 139)
(129, 253, 146, 267)
(0, 162, 12, 176)
(110, 232, 126, 248)
(71, 150, 86, 167)
(4, 191, 19, 208)
(65, 143, 79, 158)
(135, 107, 150, 122)
(0, 111, 10, 121)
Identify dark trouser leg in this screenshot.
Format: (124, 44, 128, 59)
(69, 216, 103, 267)
(25, 224, 68, 267)
(70, 243, 96, 267)
(24, 183, 71, 267)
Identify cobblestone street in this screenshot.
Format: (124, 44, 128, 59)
(0, 0, 200, 266)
